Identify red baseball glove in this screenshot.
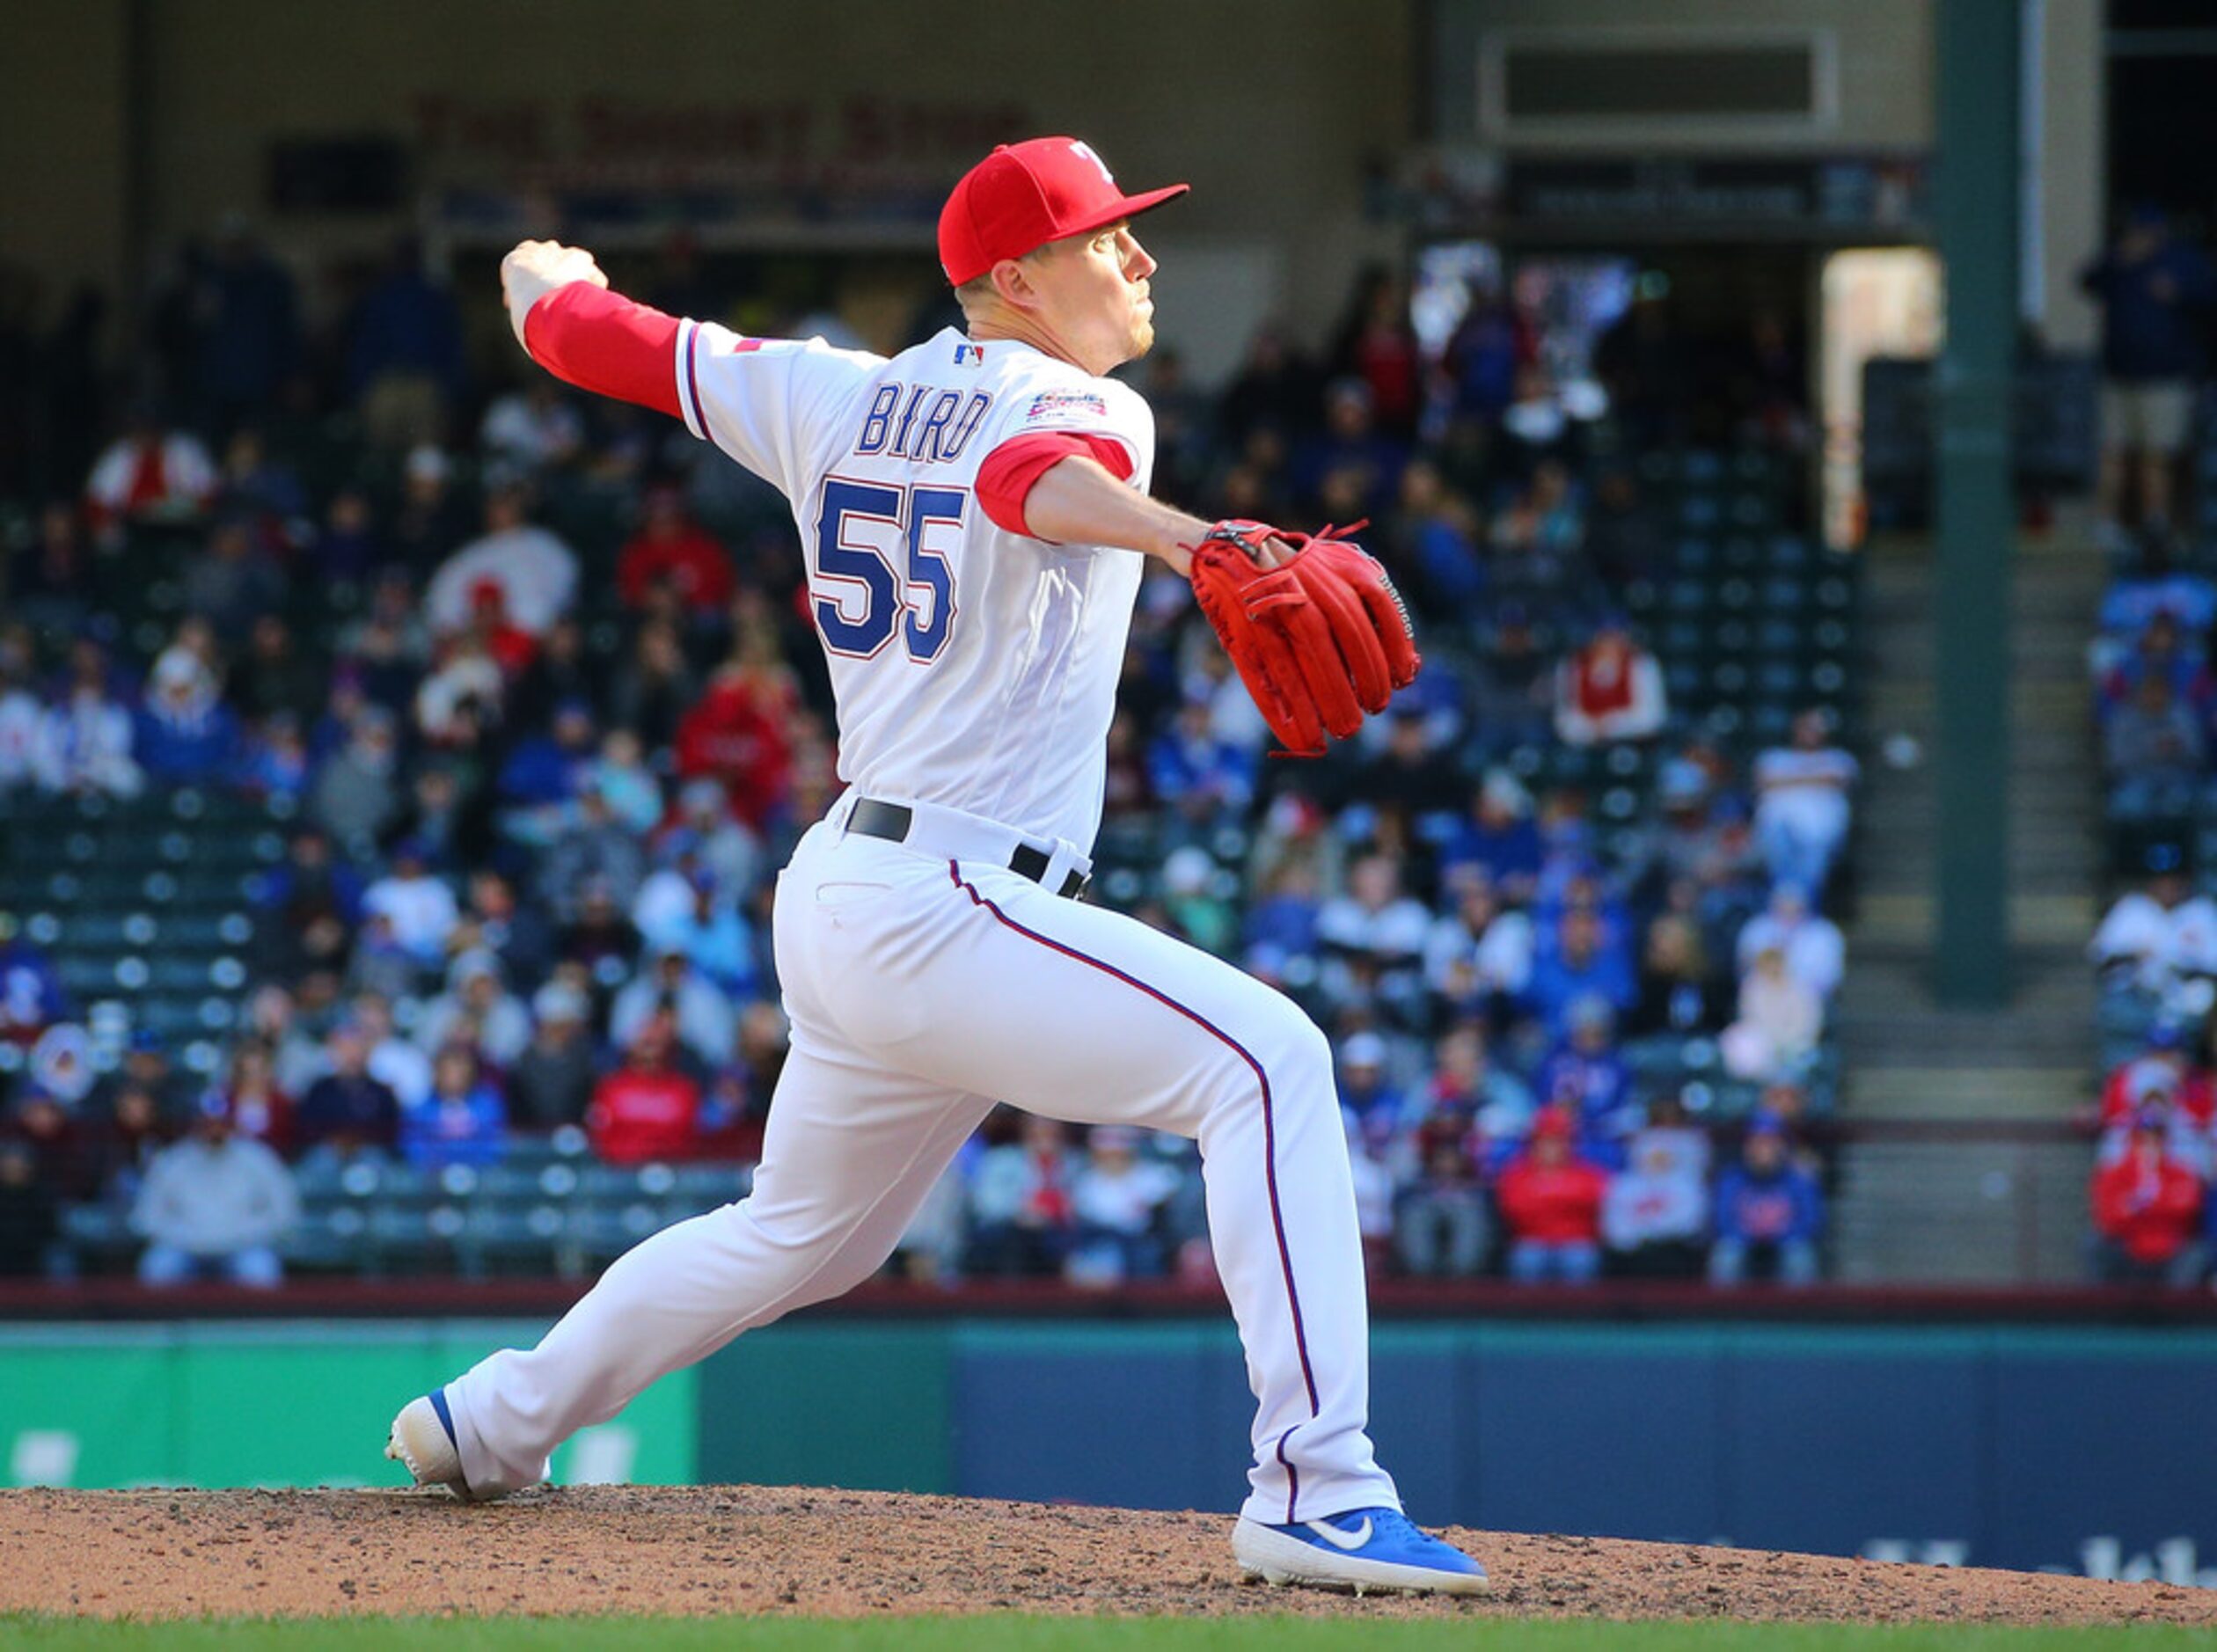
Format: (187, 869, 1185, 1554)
(1187, 519, 1421, 756)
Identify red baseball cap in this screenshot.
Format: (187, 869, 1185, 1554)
(939, 136, 1188, 286)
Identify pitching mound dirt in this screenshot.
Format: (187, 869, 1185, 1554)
(0, 1487, 2210, 1623)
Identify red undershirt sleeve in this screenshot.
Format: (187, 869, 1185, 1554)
(522, 283, 686, 421)
(974, 430, 1138, 537)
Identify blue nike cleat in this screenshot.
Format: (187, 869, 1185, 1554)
(1233, 1506, 1489, 1596)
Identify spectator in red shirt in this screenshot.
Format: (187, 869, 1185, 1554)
(217, 1041, 295, 1159)
(587, 1011, 703, 1166)
(466, 581, 540, 676)
(616, 484, 735, 616)
(1554, 618, 1667, 747)
(84, 404, 217, 545)
(2097, 1021, 2216, 1138)
(674, 662, 794, 830)
(1331, 270, 1422, 435)
(2090, 1109, 2206, 1285)
(1494, 1105, 1608, 1284)
(2, 1086, 100, 1203)
(968, 1113, 1080, 1277)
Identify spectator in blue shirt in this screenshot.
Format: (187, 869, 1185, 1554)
(1530, 863, 1634, 965)
(1293, 379, 1408, 522)
(1335, 1032, 1408, 1137)
(0, 924, 69, 1049)
(295, 1023, 401, 1164)
(1708, 1115, 1824, 1286)
(190, 216, 299, 435)
(2080, 205, 2217, 551)
(1532, 999, 1637, 1166)
(1243, 859, 1324, 965)
(1146, 697, 1255, 831)
(661, 873, 759, 1000)
(2097, 609, 2212, 723)
(1393, 460, 1485, 619)
(1439, 774, 1544, 903)
(499, 699, 600, 849)
(253, 825, 365, 927)
(135, 647, 239, 785)
(348, 236, 469, 450)
(399, 1045, 507, 1172)
(1525, 909, 1636, 1039)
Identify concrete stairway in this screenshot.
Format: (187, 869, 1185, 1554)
(1827, 530, 2101, 1283)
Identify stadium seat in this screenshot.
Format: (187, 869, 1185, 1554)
(460, 1200, 567, 1276)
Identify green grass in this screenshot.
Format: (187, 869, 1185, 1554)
(4, 1621, 2213, 1651)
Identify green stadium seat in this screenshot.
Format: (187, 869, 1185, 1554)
(1672, 538, 1716, 575)
(282, 1205, 371, 1272)
(365, 1198, 464, 1274)
(669, 1163, 749, 1209)
(1726, 493, 1774, 530)
(576, 1163, 655, 1201)
(460, 1200, 567, 1276)
(567, 1197, 669, 1266)
(1755, 618, 1804, 655)
(1761, 576, 1809, 611)
(1709, 618, 1752, 656)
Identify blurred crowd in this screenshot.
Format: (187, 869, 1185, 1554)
(0, 225, 1847, 1290)
(2079, 201, 2217, 1286)
(2067, 193, 2217, 1287)
(2087, 852, 2217, 1285)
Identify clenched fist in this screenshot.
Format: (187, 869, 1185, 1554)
(501, 240, 609, 350)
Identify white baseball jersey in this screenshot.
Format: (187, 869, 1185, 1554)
(672, 321, 1154, 853)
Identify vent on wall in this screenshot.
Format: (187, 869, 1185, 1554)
(1480, 30, 1836, 137)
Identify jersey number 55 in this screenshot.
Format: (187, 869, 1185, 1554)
(811, 478, 964, 663)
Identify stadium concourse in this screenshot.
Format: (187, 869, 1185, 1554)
(0, 241, 1862, 1297)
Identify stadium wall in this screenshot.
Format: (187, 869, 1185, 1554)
(0, 2, 130, 310)
(0, 1320, 694, 1490)
(1, 0, 1413, 350)
(5, 1319, 2213, 1583)
(0, 1, 2107, 367)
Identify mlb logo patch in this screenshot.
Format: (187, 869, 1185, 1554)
(953, 343, 987, 366)
(1026, 391, 1108, 420)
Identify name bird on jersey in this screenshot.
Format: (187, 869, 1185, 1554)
(666, 317, 1152, 852)
(384, 135, 1483, 1600)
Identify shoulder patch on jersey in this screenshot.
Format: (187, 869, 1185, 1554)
(1026, 390, 1109, 421)
(1033, 390, 1117, 420)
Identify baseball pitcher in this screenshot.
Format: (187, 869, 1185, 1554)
(387, 136, 1483, 1595)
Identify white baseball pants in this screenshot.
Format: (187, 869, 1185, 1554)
(443, 807, 1401, 1525)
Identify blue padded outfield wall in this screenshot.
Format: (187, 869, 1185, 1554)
(694, 1321, 2217, 1582)
(4, 1319, 2213, 1582)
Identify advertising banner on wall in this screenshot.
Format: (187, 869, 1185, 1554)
(0, 1321, 693, 1491)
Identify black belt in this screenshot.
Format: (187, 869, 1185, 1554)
(847, 799, 1089, 900)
